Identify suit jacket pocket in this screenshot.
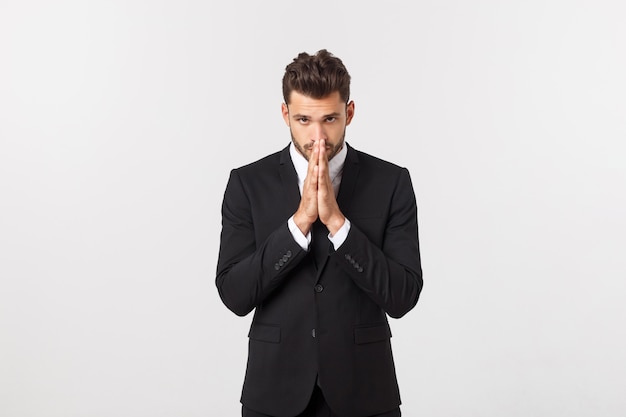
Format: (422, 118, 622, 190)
(248, 323, 281, 343)
(354, 323, 392, 344)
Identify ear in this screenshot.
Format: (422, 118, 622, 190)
(345, 100, 355, 126)
(281, 103, 290, 126)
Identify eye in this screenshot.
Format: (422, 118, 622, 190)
(325, 117, 336, 123)
(298, 117, 309, 124)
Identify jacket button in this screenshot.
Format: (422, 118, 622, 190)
(312, 329, 316, 338)
(314, 284, 324, 293)
(274, 263, 280, 270)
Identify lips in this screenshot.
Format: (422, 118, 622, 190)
(304, 144, 332, 150)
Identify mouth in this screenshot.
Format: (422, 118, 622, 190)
(304, 143, 332, 151)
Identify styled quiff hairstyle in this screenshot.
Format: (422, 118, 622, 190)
(282, 49, 351, 105)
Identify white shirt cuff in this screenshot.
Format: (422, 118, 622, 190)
(288, 216, 311, 250)
(329, 218, 350, 249)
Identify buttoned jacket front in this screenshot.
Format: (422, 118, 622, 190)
(216, 144, 423, 417)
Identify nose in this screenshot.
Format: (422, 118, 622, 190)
(311, 123, 327, 142)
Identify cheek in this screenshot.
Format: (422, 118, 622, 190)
(328, 125, 345, 139)
(292, 125, 311, 140)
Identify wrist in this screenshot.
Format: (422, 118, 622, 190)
(293, 210, 315, 235)
(326, 213, 346, 236)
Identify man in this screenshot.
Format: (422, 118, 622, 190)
(216, 49, 423, 417)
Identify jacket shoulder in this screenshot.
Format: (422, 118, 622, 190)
(350, 146, 409, 174)
(234, 149, 283, 171)
(228, 147, 289, 182)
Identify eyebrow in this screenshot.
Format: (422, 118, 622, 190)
(291, 112, 342, 119)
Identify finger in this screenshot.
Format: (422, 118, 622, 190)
(310, 142, 319, 168)
(311, 144, 320, 187)
(318, 139, 326, 162)
(304, 143, 319, 187)
(317, 140, 331, 184)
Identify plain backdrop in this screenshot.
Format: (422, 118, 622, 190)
(1, 1, 625, 416)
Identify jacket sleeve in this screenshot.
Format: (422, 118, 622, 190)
(215, 169, 307, 316)
(332, 168, 423, 318)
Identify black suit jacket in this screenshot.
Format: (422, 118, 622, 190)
(216, 144, 422, 417)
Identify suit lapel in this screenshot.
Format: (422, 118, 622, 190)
(336, 144, 360, 214)
(278, 146, 301, 220)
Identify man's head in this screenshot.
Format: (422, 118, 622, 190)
(282, 49, 351, 105)
(281, 50, 355, 161)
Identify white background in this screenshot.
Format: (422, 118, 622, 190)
(1, 1, 625, 416)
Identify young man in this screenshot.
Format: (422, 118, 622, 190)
(216, 49, 423, 417)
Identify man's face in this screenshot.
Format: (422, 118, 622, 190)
(282, 91, 355, 161)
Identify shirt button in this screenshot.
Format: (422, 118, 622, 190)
(314, 284, 324, 293)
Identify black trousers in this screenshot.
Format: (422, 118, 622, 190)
(242, 385, 401, 417)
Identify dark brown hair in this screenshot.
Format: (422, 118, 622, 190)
(282, 49, 351, 104)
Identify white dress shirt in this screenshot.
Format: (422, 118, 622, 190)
(287, 142, 351, 251)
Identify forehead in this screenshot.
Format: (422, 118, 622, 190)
(287, 91, 345, 114)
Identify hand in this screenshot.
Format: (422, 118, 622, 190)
(293, 140, 345, 236)
(316, 140, 345, 235)
(293, 142, 320, 235)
